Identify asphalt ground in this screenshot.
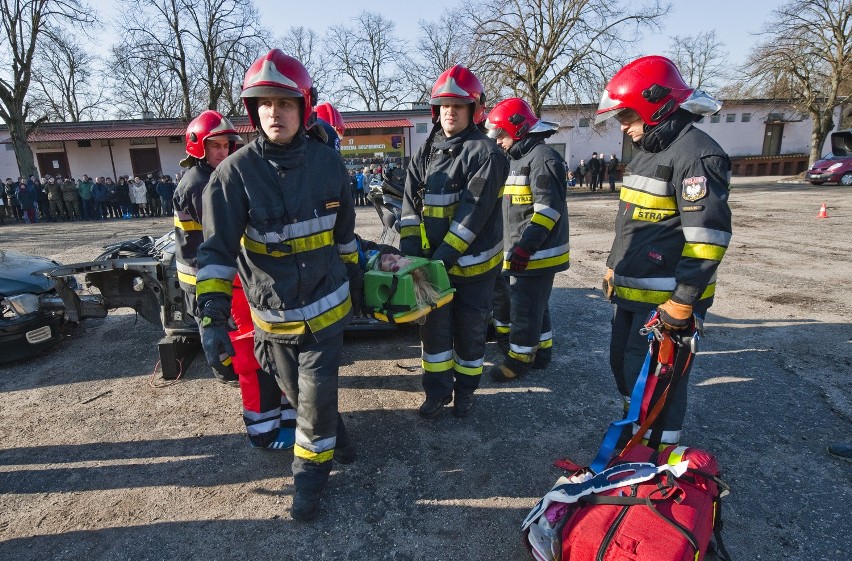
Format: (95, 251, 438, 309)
(0, 177, 850, 560)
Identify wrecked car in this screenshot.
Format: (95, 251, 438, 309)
(19, 232, 391, 374)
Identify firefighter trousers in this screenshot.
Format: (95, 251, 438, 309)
(255, 331, 349, 493)
(609, 305, 700, 444)
(492, 274, 554, 370)
(420, 275, 496, 400)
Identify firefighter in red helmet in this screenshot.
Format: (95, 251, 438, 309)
(596, 56, 732, 447)
(195, 49, 358, 522)
(315, 102, 345, 138)
(399, 64, 509, 419)
(173, 110, 242, 384)
(484, 97, 568, 382)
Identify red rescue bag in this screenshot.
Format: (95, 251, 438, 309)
(559, 444, 728, 561)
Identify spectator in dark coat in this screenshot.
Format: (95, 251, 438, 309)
(575, 159, 587, 189)
(588, 153, 601, 191)
(607, 154, 620, 191)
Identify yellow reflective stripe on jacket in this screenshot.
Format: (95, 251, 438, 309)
(241, 230, 334, 257)
(294, 444, 334, 463)
(400, 225, 420, 238)
(448, 253, 501, 277)
(340, 251, 358, 264)
(615, 282, 716, 305)
(503, 185, 532, 196)
(524, 252, 570, 271)
(682, 243, 727, 261)
(423, 203, 458, 219)
(443, 230, 470, 254)
(174, 215, 202, 231)
(177, 271, 197, 286)
(531, 213, 556, 230)
(196, 278, 233, 297)
(250, 312, 307, 335)
(306, 296, 351, 334)
(620, 186, 678, 210)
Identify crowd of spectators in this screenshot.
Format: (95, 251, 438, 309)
(0, 171, 181, 224)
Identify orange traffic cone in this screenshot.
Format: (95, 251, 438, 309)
(817, 202, 829, 219)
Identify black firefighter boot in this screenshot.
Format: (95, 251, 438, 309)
(291, 488, 322, 522)
(532, 347, 552, 370)
(488, 356, 532, 383)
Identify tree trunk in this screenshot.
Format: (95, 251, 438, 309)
(7, 115, 37, 179)
(808, 110, 834, 166)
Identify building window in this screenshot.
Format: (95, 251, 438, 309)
(130, 138, 155, 146)
(767, 112, 784, 122)
(696, 116, 705, 123)
(742, 113, 751, 123)
(5, 143, 13, 151)
(710, 115, 721, 123)
(77, 140, 92, 147)
(726, 113, 736, 123)
(416, 122, 427, 133)
(168, 136, 182, 143)
(578, 117, 590, 128)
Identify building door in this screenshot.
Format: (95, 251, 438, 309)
(36, 152, 70, 179)
(129, 148, 162, 177)
(762, 124, 784, 156)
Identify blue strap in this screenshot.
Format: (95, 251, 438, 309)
(589, 338, 654, 474)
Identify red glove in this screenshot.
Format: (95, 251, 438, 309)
(508, 245, 531, 272)
(656, 299, 693, 331)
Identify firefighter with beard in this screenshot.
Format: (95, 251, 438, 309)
(399, 65, 509, 419)
(484, 98, 569, 382)
(595, 56, 732, 447)
(173, 110, 242, 385)
(195, 50, 357, 522)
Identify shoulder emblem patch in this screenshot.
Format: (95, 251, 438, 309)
(682, 176, 707, 202)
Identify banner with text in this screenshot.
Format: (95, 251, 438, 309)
(340, 134, 405, 157)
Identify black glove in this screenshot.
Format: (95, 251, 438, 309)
(199, 298, 236, 378)
(507, 244, 531, 272)
(346, 262, 365, 315)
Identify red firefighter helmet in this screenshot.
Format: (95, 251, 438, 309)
(429, 65, 485, 124)
(181, 110, 241, 166)
(315, 102, 345, 138)
(241, 49, 316, 128)
(595, 56, 695, 126)
(485, 98, 559, 140)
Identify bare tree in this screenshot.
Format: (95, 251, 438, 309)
(107, 43, 183, 119)
(406, 13, 476, 104)
(740, 0, 851, 165)
(665, 30, 729, 93)
(116, 0, 193, 119)
(462, 0, 668, 115)
(181, 0, 267, 112)
(217, 34, 265, 116)
(325, 11, 413, 111)
(0, 0, 94, 178)
(275, 26, 332, 103)
(31, 28, 105, 122)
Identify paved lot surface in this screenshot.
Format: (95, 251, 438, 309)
(0, 178, 850, 560)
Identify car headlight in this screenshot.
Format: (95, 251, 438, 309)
(827, 163, 842, 171)
(5, 293, 41, 316)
